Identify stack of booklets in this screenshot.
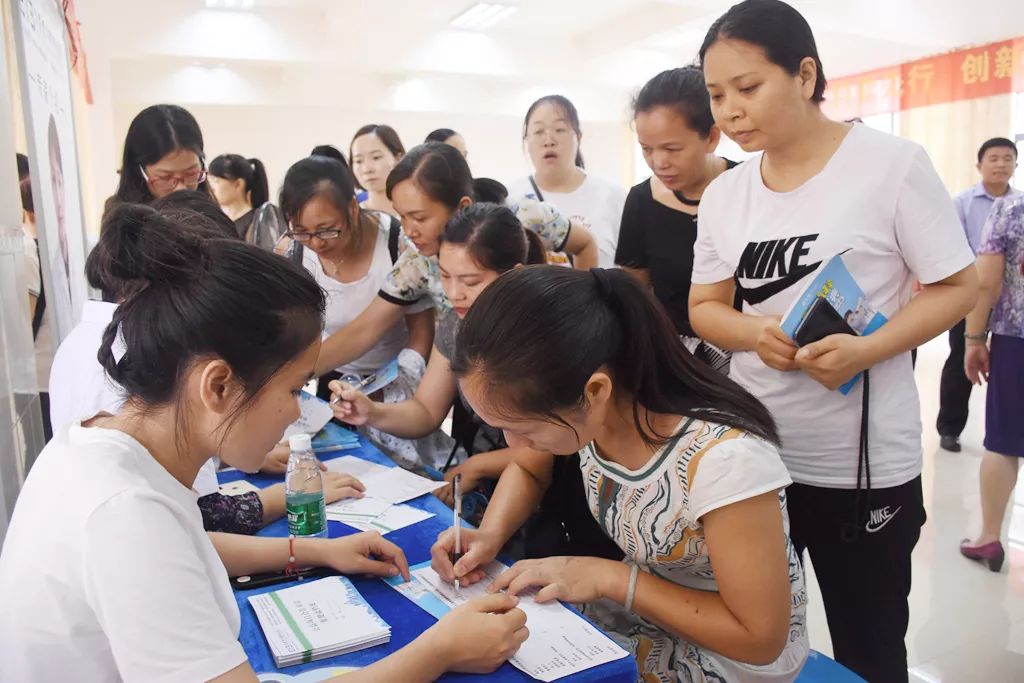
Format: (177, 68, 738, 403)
(311, 427, 360, 453)
(249, 576, 390, 667)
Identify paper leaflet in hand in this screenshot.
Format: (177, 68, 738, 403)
(355, 358, 400, 396)
(780, 251, 887, 394)
(283, 392, 335, 440)
(385, 560, 629, 681)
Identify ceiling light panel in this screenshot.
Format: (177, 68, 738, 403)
(450, 2, 519, 31)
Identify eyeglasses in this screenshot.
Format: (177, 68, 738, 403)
(285, 226, 344, 242)
(139, 165, 208, 192)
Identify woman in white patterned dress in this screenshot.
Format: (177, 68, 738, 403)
(431, 266, 808, 682)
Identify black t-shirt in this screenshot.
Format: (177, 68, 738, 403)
(615, 163, 737, 337)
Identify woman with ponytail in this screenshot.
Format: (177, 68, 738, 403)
(0, 204, 530, 683)
(208, 153, 284, 249)
(431, 266, 809, 681)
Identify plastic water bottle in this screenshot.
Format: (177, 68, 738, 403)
(285, 434, 327, 538)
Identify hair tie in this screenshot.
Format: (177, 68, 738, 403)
(591, 268, 613, 299)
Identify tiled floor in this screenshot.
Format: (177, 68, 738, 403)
(801, 336, 1024, 681)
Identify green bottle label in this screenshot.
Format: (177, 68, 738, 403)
(286, 492, 326, 537)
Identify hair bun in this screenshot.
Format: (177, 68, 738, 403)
(98, 202, 206, 291)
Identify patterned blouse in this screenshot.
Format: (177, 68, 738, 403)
(377, 198, 571, 313)
(579, 419, 808, 682)
(979, 196, 1024, 339)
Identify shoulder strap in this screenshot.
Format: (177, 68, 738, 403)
(528, 175, 544, 202)
(387, 217, 401, 264)
(31, 242, 46, 340)
(288, 240, 304, 266)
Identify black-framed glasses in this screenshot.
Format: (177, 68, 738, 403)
(285, 227, 343, 242)
(140, 165, 208, 192)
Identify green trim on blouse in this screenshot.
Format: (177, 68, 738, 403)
(585, 418, 694, 483)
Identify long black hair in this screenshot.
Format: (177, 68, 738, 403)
(110, 104, 207, 208)
(523, 95, 585, 168)
(209, 154, 270, 208)
(699, 0, 826, 103)
(633, 66, 715, 138)
(96, 203, 325, 445)
(441, 203, 546, 273)
(452, 266, 778, 447)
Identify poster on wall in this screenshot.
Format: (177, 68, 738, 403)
(11, 0, 88, 342)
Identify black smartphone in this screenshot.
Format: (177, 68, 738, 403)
(230, 566, 334, 591)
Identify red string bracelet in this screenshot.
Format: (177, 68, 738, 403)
(285, 534, 302, 579)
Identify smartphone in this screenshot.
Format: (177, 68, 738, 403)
(230, 566, 334, 591)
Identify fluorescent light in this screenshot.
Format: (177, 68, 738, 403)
(450, 2, 518, 31)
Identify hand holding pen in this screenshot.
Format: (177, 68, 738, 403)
(327, 377, 377, 426)
(453, 473, 463, 592)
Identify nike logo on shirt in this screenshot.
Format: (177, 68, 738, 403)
(736, 234, 822, 306)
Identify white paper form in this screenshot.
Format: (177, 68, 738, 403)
(345, 504, 434, 534)
(325, 456, 445, 504)
(325, 496, 392, 526)
(283, 392, 335, 440)
(389, 561, 629, 681)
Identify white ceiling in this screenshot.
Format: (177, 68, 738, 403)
(78, 0, 1024, 117)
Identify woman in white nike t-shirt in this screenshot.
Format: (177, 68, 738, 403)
(508, 95, 626, 268)
(688, 2, 977, 681)
(0, 205, 529, 683)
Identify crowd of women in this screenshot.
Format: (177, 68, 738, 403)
(3, 1, 1022, 682)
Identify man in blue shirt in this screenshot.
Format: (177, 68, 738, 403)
(938, 137, 1020, 452)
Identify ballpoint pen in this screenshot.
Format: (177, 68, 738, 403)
(329, 372, 377, 405)
(453, 473, 462, 592)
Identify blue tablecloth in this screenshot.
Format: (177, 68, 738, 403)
(220, 424, 637, 683)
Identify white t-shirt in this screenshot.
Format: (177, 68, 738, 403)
(508, 173, 626, 268)
(49, 300, 121, 430)
(693, 124, 974, 488)
(47, 300, 220, 497)
(0, 423, 246, 682)
(303, 221, 430, 375)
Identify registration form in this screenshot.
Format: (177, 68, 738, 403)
(386, 561, 629, 681)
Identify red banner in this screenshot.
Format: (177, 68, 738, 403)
(824, 36, 1024, 119)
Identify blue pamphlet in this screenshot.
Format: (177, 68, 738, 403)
(780, 252, 887, 395)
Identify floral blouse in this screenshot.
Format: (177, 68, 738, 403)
(376, 198, 571, 312)
(979, 196, 1024, 339)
